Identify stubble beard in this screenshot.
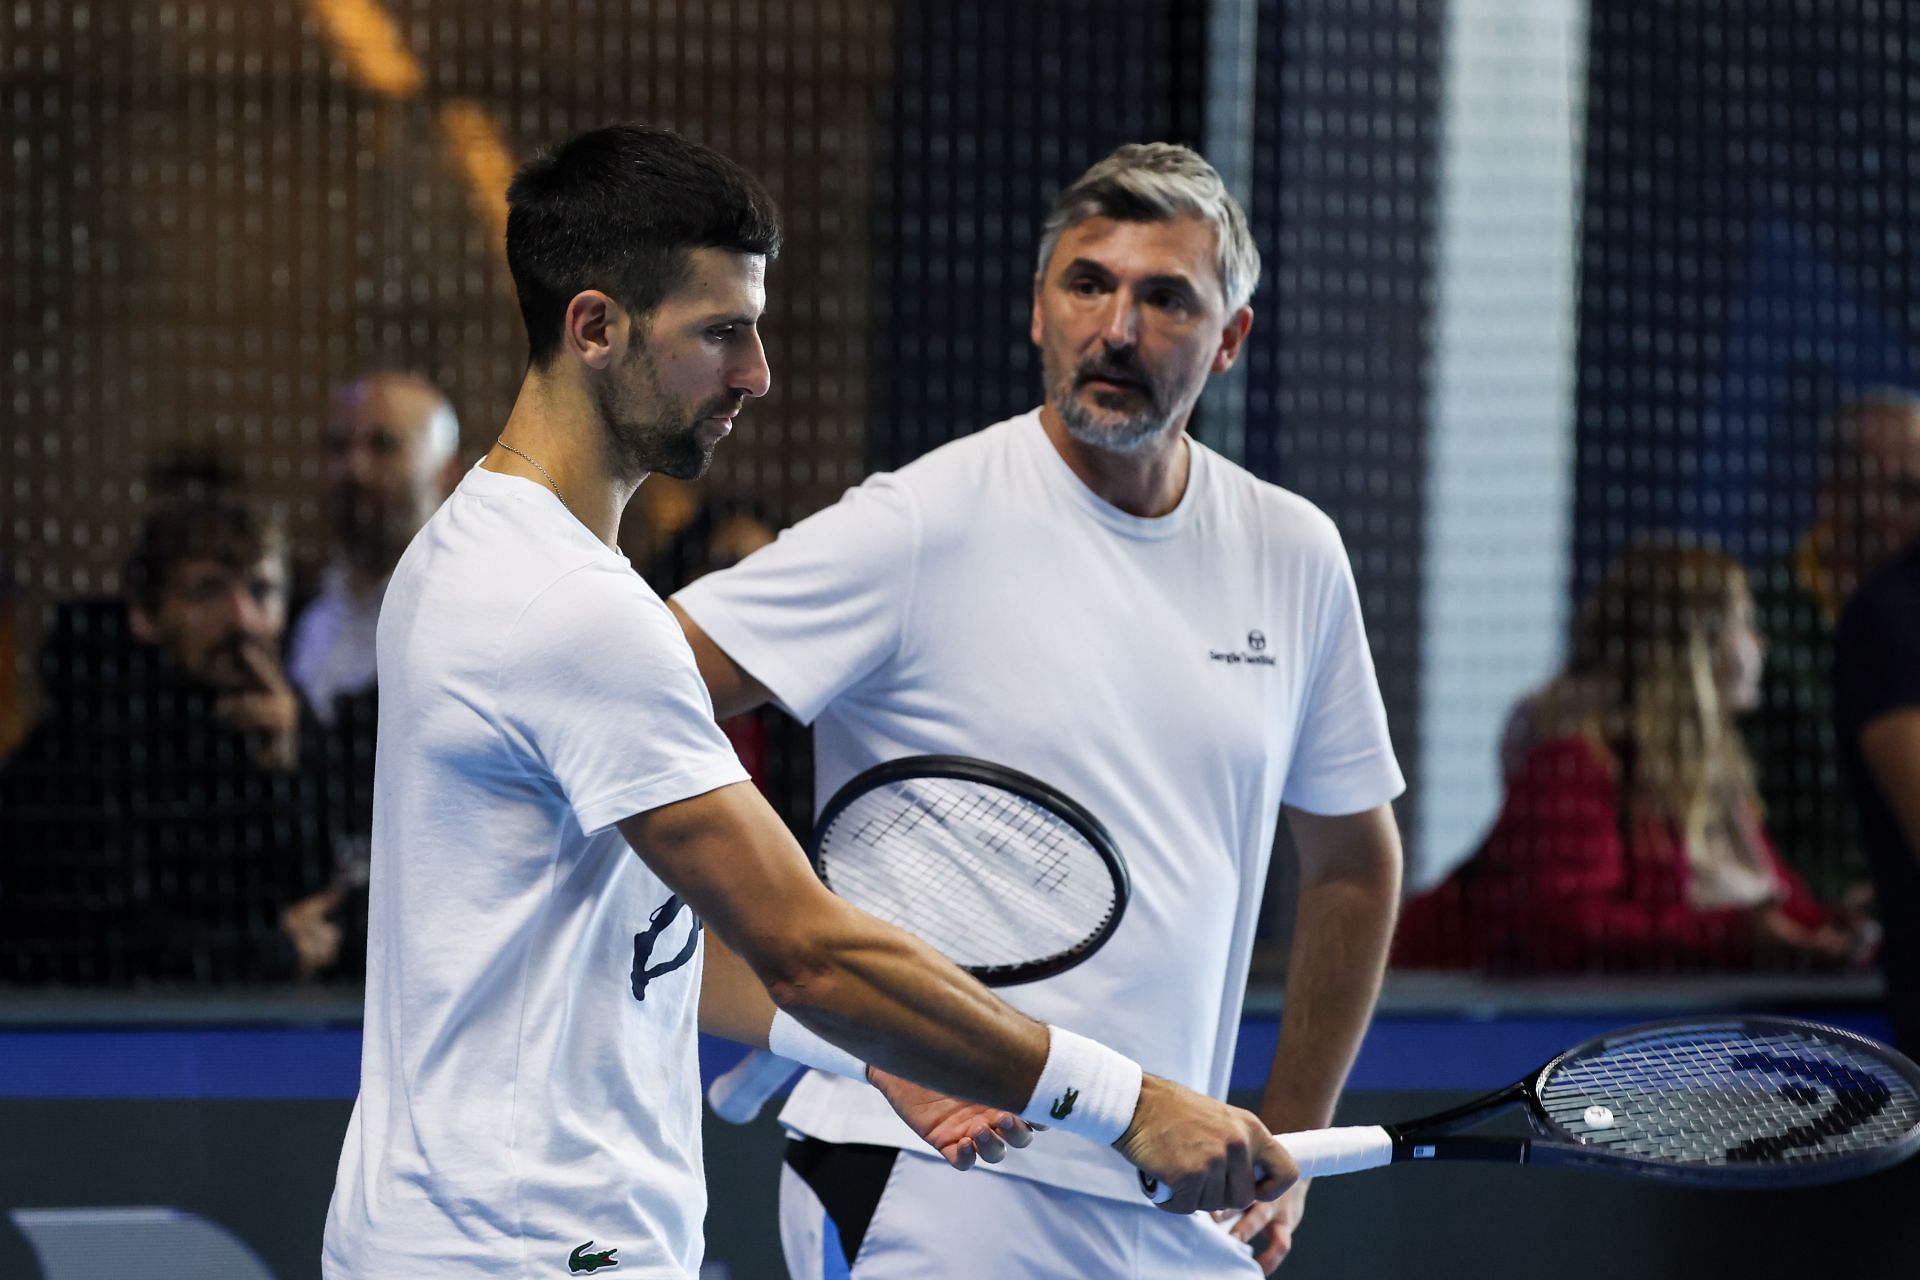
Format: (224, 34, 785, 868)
(598, 341, 718, 482)
(1047, 353, 1180, 456)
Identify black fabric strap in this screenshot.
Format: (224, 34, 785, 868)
(784, 1137, 901, 1267)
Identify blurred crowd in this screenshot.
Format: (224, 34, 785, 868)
(1397, 388, 1920, 1049)
(3, 379, 1920, 1049)
(0, 369, 807, 987)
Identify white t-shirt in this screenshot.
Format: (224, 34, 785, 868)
(288, 558, 385, 725)
(674, 409, 1404, 1203)
(324, 465, 749, 1278)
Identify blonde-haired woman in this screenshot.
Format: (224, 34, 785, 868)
(1398, 540, 1871, 971)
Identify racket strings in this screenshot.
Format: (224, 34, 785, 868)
(819, 776, 1119, 972)
(1536, 1025, 1920, 1167)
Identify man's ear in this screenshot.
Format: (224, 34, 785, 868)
(1211, 306, 1254, 376)
(1029, 274, 1045, 349)
(563, 290, 623, 370)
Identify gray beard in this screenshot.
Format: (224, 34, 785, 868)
(1048, 365, 1168, 455)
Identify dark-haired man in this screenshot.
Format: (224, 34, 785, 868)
(0, 499, 344, 983)
(322, 125, 1295, 1279)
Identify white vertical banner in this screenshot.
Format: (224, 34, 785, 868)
(1199, 0, 1258, 464)
(1413, 0, 1588, 889)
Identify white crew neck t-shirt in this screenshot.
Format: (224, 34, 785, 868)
(325, 464, 749, 1278)
(675, 409, 1404, 1203)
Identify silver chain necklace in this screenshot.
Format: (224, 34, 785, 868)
(493, 437, 570, 511)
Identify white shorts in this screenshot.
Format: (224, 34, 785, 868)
(779, 1139, 1263, 1279)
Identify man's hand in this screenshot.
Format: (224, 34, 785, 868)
(1218, 1178, 1310, 1273)
(281, 885, 345, 980)
(868, 1065, 1035, 1170)
(1115, 1075, 1298, 1215)
(216, 642, 302, 771)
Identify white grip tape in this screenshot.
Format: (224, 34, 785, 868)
(1145, 1124, 1394, 1204)
(1274, 1125, 1396, 1180)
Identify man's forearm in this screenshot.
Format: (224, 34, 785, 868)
(698, 932, 779, 1047)
(1259, 810, 1401, 1132)
(763, 893, 1052, 1109)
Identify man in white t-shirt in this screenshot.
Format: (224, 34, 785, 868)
(322, 126, 1298, 1280)
(673, 143, 1406, 1277)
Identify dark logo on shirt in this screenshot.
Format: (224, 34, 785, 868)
(1049, 1087, 1079, 1120)
(569, 1240, 619, 1272)
(1210, 627, 1277, 667)
(631, 894, 701, 1002)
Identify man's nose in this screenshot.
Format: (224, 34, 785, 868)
(733, 328, 772, 400)
(1098, 295, 1140, 350)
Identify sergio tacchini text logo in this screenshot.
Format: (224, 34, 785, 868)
(1209, 629, 1276, 667)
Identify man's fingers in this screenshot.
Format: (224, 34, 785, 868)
(1252, 1135, 1299, 1202)
(993, 1113, 1034, 1149)
(1227, 1197, 1273, 1241)
(1224, 1142, 1259, 1211)
(1254, 1226, 1292, 1274)
(216, 694, 293, 729)
(944, 1139, 977, 1171)
(972, 1123, 1007, 1164)
(236, 640, 289, 692)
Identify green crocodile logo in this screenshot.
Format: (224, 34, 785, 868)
(1048, 1087, 1079, 1120)
(569, 1241, 619, 1273)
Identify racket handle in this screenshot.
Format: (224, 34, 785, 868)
(1143, 1125, 1395, 1204)
(707, 1049, 802, 1125)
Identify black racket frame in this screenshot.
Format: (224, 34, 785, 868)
(1378, 1016, 1920, 1189)
(809, 754, 1131, 986)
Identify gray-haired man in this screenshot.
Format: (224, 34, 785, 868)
(674, 143, 1406, 1276)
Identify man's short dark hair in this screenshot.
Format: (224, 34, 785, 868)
(505, 125, 783, 365)
(124, 498, 282, 612)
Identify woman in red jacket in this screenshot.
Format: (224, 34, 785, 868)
(1399, 541, 1871, 972)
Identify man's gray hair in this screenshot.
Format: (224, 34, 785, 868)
(1035, 142, 1261, 312)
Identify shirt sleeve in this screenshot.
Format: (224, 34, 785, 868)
(497, 563, 749, 835)
(1280, 534, 1407, 814)
(671, 474, 921, 725)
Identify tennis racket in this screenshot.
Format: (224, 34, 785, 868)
(707, 754, 1130, 1124)
(1142, 1016, 1920, 1202)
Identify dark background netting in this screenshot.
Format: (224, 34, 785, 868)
(3, 0, 1918, 987)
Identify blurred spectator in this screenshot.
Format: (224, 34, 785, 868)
(1399, 541, 1871, 972)
(0, 498, 345, 984)
(1749, 389, 1920, 890)
(1834, 535, 1920, 1054)
(289, 371, 462, 724)
(658, 498, 812, 837)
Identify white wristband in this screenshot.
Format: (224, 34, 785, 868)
(766, 1010, 868, 1082)
(1019, 1025, 1143, 1145)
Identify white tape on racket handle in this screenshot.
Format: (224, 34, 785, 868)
(706, 1049, 802, 1125)
(1146, 1125, 1395, 1203)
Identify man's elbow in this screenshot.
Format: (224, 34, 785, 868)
(726, 906, 859, 1020)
